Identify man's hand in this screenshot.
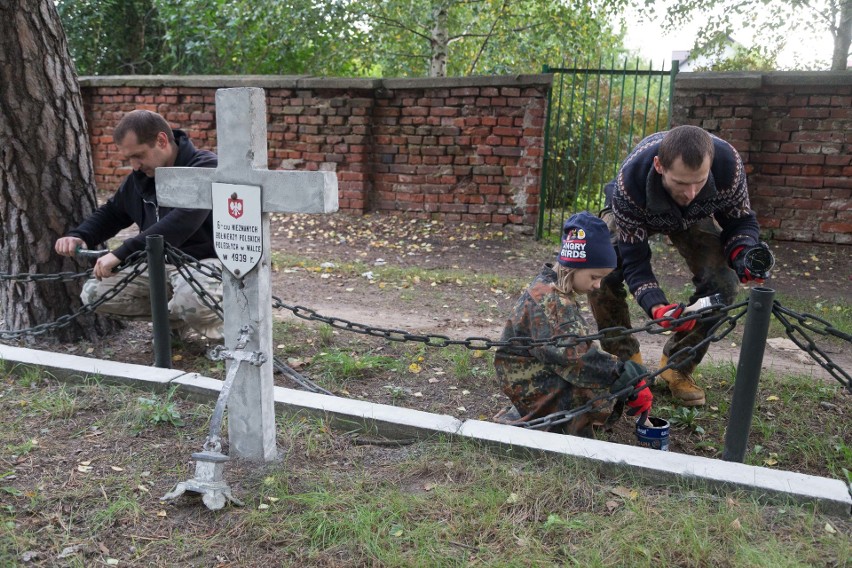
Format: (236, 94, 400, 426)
(652, 303, 696, 333)
(611, 360, 647, 394)
(93, 253, 121, 280)
(55, 236, 85, 257)
(730, 243, 775, 284)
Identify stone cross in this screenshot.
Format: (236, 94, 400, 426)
(156, 87, 338, 461)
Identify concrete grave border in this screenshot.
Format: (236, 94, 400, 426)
(1, 344, 849, 517)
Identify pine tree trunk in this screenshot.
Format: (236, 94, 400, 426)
(0, 0, 115, 342)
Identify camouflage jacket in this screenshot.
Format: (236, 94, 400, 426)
(494, 264, 620, 390)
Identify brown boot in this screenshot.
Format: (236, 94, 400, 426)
(629, 352, 644, 365)
(659, 356, 705, 406)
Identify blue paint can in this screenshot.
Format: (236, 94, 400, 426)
(635, 417, 670, 451)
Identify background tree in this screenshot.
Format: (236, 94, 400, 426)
(350, 0, 625, 77)
(0, 0, 114, 341)
(57, 0, 627, 77)
(647, 0, 851, 70)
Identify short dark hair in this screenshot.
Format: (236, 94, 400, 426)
(113, 110, 175, 146)
(657, 125, 714, 169)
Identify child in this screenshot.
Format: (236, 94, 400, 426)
(493, 212, 651, 436)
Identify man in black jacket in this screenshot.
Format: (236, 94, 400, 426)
(588, 125, 772, 406)
(55, 110, 223, 340)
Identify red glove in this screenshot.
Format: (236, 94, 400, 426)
(626, 379, 653, 418)
(652, 303, 696, 333)
(730, 246, 764, 284)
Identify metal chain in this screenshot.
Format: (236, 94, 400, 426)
(771, 301, 852, 391)
(0, 268, 94, 282)
(162, 246, 224, 319)
(272, 295, 747, 350)
(0, 252, 148, 339)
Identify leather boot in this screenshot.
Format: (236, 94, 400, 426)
(658, 355, 705, 406)
(629, 352, 644, 365)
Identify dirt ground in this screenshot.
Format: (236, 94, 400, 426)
(8, 211, 852, 474)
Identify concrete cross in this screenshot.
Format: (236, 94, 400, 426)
(157, 87, 338, 461)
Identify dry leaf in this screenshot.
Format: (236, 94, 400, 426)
(156, 510, 167, 517)
(766, 395, 780, 401)
(110, 466, 124, 472)
(825, 523, 836, 534)
(505, 493, 518, 504)
(408, 363, 422, 373)
(731, 518, 742, 530)
(605, 500, 620, 511)
(258, 503, 270, 510)
(609, 486, 638, 500)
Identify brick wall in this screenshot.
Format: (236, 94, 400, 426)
(672, 72, 852, 244)
(79, 75, 550, 230)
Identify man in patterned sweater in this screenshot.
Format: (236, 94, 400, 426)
(588, 125, 772, 406)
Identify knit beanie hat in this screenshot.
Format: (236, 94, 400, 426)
(558, 212, 617, 269)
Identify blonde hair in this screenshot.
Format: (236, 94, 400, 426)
(554, 263, 577, 295)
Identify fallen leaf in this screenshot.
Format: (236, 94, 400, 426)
(505, 493, 518, 504)
(424, 482, 437, 491)
(408, 363, 422, 373)
(825, 522, 836, 534)
(76, 465, 93, 473)
(731, 518, 742, 530)
(609, 486, 638, 500)
(156, 510, 167, 517)
(110, 466, 124, 472)
(258, 503, 270, 510)
(136, 485, 149, 493)
(392, 529, 404, 537)
(172, 354, 183, 362)
(766, 395, 780, 401)
(605, 500, 620, 511)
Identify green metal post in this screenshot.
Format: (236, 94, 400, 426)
(537, 64, 554, 240)
(668, 60, 679, 128)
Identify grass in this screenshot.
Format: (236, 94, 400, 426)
(0, 369, 849, 566)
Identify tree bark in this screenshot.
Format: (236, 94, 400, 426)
(430, 6, 448, 77)
(832, 0, 852, 70)
(0, 0, 115, 342)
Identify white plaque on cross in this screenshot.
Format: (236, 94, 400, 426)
(212, 182, 262, 277)
(156, 87, 338, 462)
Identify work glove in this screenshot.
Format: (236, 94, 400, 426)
(611, 361, 653, 424)
(625, 379, 653, 424)
(611, 360, 646, 394)
(730, 242, 775, 284)
(652, 303, 697, 333)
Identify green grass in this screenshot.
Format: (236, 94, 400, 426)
(0, 371, 849, 567)
(311, 348, 402, 385)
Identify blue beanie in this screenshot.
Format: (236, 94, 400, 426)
(558, 212, 617, 269)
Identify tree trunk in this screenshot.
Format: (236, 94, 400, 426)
(832, 0, 852, 70)
(0, 0, 115, 342)
(430, 6, 448, 77)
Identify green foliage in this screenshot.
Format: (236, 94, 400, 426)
(668, 406, 705, 434)
(136, 386, 185, 428)
(57, 0, 630, 77)
(351, 0, 625, 76)
(56, 0, 166, 74)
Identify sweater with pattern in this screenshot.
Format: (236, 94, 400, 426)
(606, 131, 760, 315)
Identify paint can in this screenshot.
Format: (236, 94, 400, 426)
(635, 417, 670, 451)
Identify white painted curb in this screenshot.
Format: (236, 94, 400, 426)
(1, 344, 849, 516)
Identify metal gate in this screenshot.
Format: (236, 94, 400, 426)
(537, 60, 679, 241)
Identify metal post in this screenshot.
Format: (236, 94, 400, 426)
(146, 235, 171, 369)
(723, 287, 775, 462)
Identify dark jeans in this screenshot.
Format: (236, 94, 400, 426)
(588, 212, 739, 374)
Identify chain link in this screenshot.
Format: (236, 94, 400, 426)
(4, 241, 849, 412)
(273, 296, 747, 351)
(0, 252, 148, 339)
(771, 302, 852, 391)
(0, 269, 93, 283)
